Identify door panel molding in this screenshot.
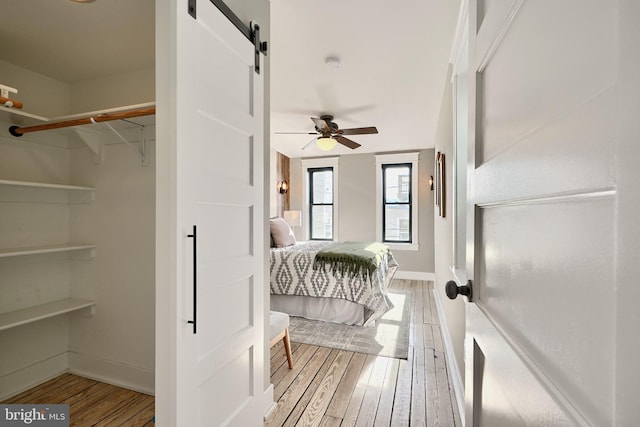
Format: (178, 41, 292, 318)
(475, 187, 615, 208)
(467, 303, 588, 426)
(475, 0, 526, 72)
(475, 197, 615, 425)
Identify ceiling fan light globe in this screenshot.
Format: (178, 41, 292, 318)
(317, 137, 337, 151)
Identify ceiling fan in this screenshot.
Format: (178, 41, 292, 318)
(275, 115, 378, 151)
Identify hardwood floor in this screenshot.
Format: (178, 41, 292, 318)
(3, 280, 455, 426)
(266, 279, 461, 427)
(2, 373, 155, 426)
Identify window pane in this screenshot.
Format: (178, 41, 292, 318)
(384, 205, 410, 241)
(384, 166, 410, 203)
(311, 170, 333, 204)
(311, 205, 333, 239)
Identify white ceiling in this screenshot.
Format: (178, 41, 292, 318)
(0, 0, 459, 159)
(0, 0, 155, 84)
(270, 0, 460, 158)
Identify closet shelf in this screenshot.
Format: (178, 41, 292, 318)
(0, 298, 96, 331)
(0, 179, 94, 191)
(0, 105, 48, 127)
(0, 244, 95, 258)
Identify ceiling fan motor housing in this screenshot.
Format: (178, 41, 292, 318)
(317, 115, 339, 133)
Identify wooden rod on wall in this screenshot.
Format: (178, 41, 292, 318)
(8, 106, 156, 137)
(0, 96, 23, 109)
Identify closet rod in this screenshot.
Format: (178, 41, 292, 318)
(8, 107, 155, 137)
(0, 96, 23, 109)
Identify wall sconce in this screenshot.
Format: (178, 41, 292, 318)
(277, 180, 289, 194)
(429, 175, 434, 191)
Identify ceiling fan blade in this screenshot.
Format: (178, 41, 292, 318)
(338, 126, 378, 135)
(310, 117, 330, 133)
(274, 131, 318, 135)
(336, 135, 361, 149)
(302, 136, 318, 150)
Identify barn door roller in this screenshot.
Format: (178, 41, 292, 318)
(250, 21, 268, 75)
(190, 0, 268, 74)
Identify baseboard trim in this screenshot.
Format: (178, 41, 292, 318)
(395, 271, 435, 281)
(0, 352, 68, 401)
(68, 352, 154, 395)
(432, 288, 466, 426)
(263, 384, 276, 420)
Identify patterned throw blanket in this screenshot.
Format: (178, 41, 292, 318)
(312, 241, 390, 281)
(270, 241, 399, 325)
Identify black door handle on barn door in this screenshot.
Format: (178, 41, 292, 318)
(445, 280, 472, 300)
(187, 225, 197, 334)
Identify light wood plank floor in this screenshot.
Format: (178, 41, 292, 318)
(4, 280, 455, 426)
(266, 279, 461, 427)
(2, 373, 155, 426)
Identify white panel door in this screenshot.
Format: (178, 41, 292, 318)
(454, 0, 639, 425)
(157, 0, 265, 426)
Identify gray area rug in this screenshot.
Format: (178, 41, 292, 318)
(288, 289, 412, 360)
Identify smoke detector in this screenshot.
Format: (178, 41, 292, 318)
(324, 56, 341, 70)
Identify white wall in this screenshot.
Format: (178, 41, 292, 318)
(0, 58, 154, 120)
(68, 132, 156, 393)
(69, 67, 155, 114)
(432, 66, 466, 412)
(0, 60, 70, 117)
(289, 150, 435, 275)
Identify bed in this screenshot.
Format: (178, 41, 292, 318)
(269, 240, 399, 326)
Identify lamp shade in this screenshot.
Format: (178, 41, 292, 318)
(283, 210, 302, 227)
(316, 137, 337, 151)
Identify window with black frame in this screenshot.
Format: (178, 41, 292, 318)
(382, 163, 412, 243)
(308, 167, 333, 240)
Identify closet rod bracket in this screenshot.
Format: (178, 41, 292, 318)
(99, 120, 148, 166)
(73, 127, 105, 165)
(83, 305, 97, 318)
(9, 125, 23, 137)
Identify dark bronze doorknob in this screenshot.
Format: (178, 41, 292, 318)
(445, 280, 472, 300)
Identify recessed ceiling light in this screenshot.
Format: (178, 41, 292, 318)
(70, 0, 96, 3)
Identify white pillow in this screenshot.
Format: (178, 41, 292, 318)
(270, 217, 296, 247)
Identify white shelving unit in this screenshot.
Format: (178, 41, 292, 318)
(0, 104, 48, 127)
(0, 179, 95, 192)
(0, 244, 95, 258)
(0, 175, 97, 330)
(0, 299, 96, 331)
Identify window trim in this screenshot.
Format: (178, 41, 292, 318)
(302, 157, 339, 241)
(382, 162, 413, 243)
(375, 152, 420, 251)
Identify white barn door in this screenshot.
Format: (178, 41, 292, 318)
(452, 0, 640, 425)
(156, 0, 265, 425)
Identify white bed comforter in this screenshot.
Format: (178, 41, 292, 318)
(270, 241, 399, 325)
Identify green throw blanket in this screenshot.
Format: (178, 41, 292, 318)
(312, 241, 390, 280)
